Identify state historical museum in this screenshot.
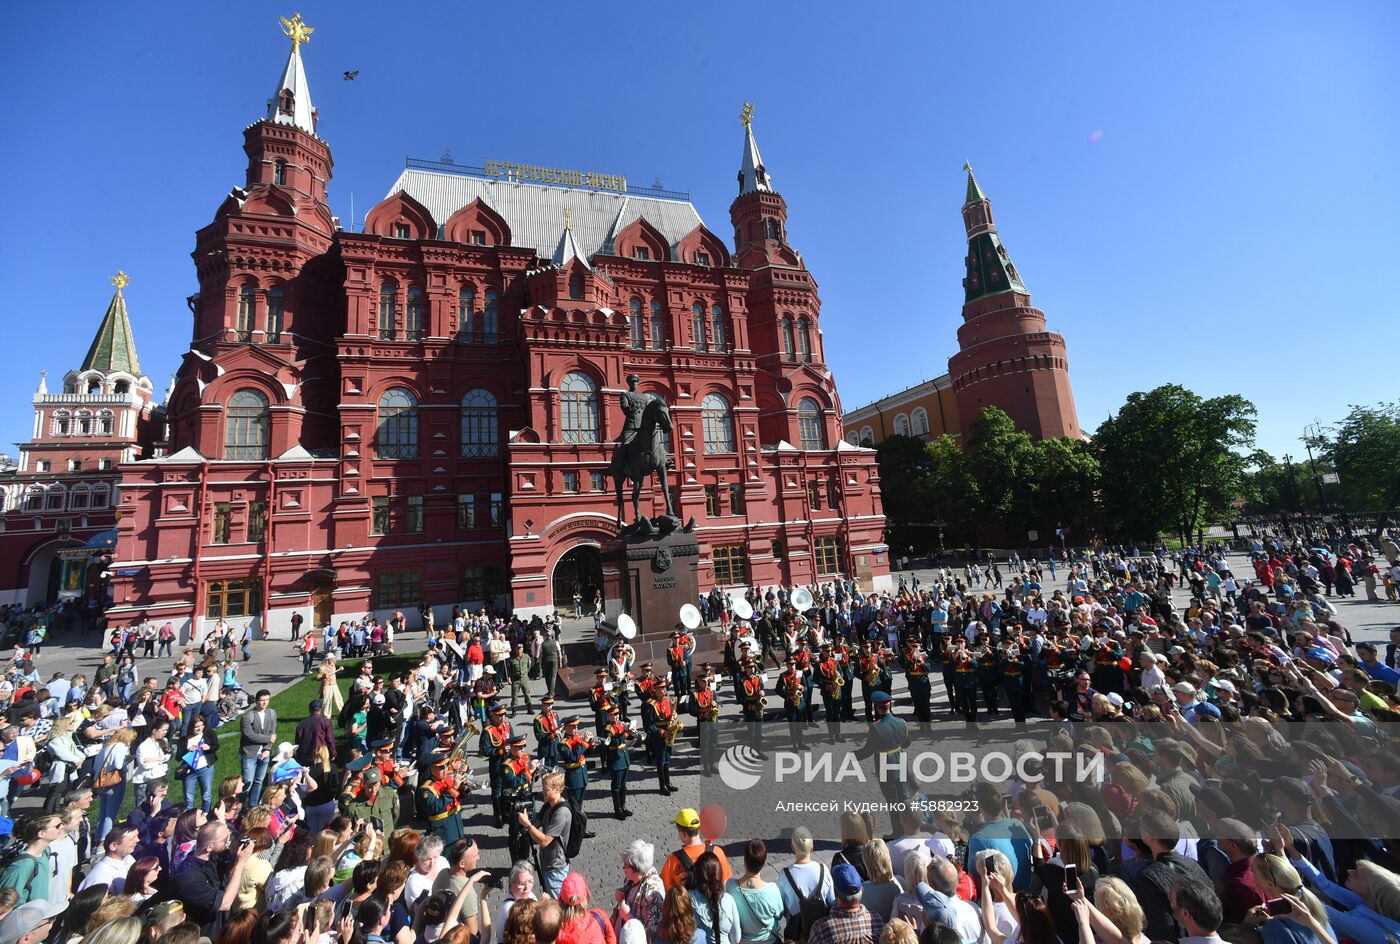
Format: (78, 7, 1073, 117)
(105, 20, 890, 637)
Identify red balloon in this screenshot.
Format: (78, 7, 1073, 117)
(1118, 657, 1132, 672)
(699, 803, 727, 843)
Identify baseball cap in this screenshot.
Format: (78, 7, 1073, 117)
(1305, 647, 1336, 665)
(1106, 692, 1125, 708)
(0, 903, 51, 944)
(560, 871, 589, 906)
(309, 698, 324, 712)
(832, 863, 863, 897)
(1172, 682, 1197, 695)
(673, 808, 701, 829)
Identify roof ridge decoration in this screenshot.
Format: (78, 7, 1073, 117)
(267, 13, 317, 135)
(738, 102, 773, 195)
(82, 271, 144, 378)
(963, 161, 987, 206)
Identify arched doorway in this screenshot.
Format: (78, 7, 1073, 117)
(552, 545, 603, 614)
(25, 539, 83, 606)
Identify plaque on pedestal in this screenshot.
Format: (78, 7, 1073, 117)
(602, 526, 700, 642)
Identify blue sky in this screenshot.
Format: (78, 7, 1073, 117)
(1, 1, 1395, 460)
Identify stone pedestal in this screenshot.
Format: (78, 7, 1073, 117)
(601, 527, 699, 642)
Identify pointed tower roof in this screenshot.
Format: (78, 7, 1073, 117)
(551, 210, 591, 268)
(738, 103, 773, 194)
(82, 271, 143, 377)
(963, 161, 987, 205)
(267, 13, 317, 135)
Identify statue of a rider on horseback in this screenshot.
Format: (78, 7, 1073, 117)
(608, 374, 684, 533)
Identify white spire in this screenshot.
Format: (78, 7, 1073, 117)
(551, 211, 590, 269)
(738, 103, 772, 195)
(36, 370, 46, 396)
(267, 13, 317, 135)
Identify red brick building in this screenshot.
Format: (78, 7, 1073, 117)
(0, 274, 164, 606)
(104, 21, 888, 638)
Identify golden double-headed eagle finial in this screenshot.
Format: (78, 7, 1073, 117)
(110, 271, 130, 291)
(280, 13, 314, 53)
(740, 103, 754, 129)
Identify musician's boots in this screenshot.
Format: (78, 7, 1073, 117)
(612, 792, 624, 820)
(620, 788, 634, 818)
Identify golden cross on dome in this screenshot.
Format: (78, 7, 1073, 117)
(280, 13, 314, 53)
(110, 271, 130, 291)
(740, 103, 754, 129)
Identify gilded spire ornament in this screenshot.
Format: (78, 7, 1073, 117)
(740, 103, 754, 129)
(564, 208, 572, 230)
(110, 270, 130, 291)
(280, 13, 314, 53)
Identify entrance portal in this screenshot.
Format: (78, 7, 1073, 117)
(310, 583, 334, 628)
(553, 544, 603, 614)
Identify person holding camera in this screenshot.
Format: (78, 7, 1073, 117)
(517, 768, 573, 898)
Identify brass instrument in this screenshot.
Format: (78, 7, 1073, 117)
(783, 672, 803, 705)
(663, 714, 685, 746)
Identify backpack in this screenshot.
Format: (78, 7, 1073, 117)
(0, 846, 41, 904)
(563, 796, 588, 859)
(782, 863, 829, 942)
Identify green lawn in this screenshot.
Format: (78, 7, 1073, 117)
(119, 650, 425, 819)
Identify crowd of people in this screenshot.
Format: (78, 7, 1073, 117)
(0, 534, 1394, 944)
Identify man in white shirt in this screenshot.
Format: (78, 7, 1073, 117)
(1140, 652, 1167, 692)
(778, 827, 835, 918)
(1171, 877, 1226, 944)
(78, 822, 139, 892)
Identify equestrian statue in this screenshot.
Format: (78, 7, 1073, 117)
(608, 374, 690, 535)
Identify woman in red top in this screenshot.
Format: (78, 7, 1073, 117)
(557, 872, 617, 944)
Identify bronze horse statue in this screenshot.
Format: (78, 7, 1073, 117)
(609, 395, 677, 527)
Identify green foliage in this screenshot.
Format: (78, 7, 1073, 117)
(1030, 437, 1101, 536)
(913, 433, 979, 543)
(1095, 384, 1256, 542)
(1310, 402, 1400, 511)
(874, 434, 941, 549)
(965, 408, 1038, 528)
(1240, 450, 1325, 514)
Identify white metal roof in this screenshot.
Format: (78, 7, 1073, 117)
(387, 168, 704, 261)
(267, 46, 316, 136)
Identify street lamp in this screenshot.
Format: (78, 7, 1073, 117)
(1302, 422, 1329, 513)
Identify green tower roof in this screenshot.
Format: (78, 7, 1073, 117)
(81, 272, 143, 377)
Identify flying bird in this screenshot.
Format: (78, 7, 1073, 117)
(343, 70, 359, 81)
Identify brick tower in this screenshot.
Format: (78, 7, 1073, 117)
(947, 165, 1079, 440)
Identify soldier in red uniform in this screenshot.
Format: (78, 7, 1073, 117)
(690, 673, 720, 774)
(479, 703, 512, 827)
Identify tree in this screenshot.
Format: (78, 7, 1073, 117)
(913, 433, 978, 546)
(874, 434, 940, 550)
(1095, 384, 1257, 544)
(965, 407, 1038, 530)
(1031, 437, 1101, 538)
(1240, 450, 1323, 514)
(1309, 402, 1400, 511)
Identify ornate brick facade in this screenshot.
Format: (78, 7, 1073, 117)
(103, 31, 888, 638)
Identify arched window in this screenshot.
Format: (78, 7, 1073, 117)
(798, 397, 826, 450)
(70, 486, 90, 510)
(845, 431, 859, 445)
(237, 285, 255, 341)
(98, 410, 114, 435)
(226, 389, 270, 460)
(692, 303, 707, 352)
(649, 301, 664, 349)
(766, 220, 781, 240)
(859, 426, 874, 446)
(568, 273, 583, 301)
(629, 299, 644, 349)
(76, 410, 93, 436)
(376, 388, 419, 458)
(90, 485, 110, 509)
(113, 380, 129, 394)
(560, 371, 599, 444)
(23, 487, 43, 511)
(781, 317, 796, 362)
(911, 407, 929, 436)
(711, 305, 726, 352)
(460, 389, 499, 458)
(894, 413, 911, 437)
(273, 159, 287, 186)
(378, 283, 397, 340)
(798, 317, 812, 362)
(52, 411, 70, 437)
(701, 393, 735, 454)
(483, 290, 498, 343)
(458, 287, 476, 340)
(405, 286, 424, 341)
(266, 287, 284, 342)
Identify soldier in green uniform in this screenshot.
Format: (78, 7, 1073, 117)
(478, 703, 511, 827)
(853, 691, 911, 836)
(533, 695, 562, 769)
(556, 716, 594, 811)
(601, 704, 635, 820)
(837, 640, 858, 722)
(416, 748, 465, 843)
(345, 763, 400, 829)
(500, 735, 536, 863)
(951, 637, 980, 723)
(941, 637, 961, 714)
(588, 669, 611, 737)
(1000, 638, 1029, 724)
(901, 641, 933, 724)
(975, 635, 1002, 718)
(339, 754, 371, 818)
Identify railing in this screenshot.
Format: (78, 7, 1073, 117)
(405, 156, 693, 202)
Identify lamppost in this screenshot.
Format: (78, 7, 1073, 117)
(1302, 422, 1329, 513)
